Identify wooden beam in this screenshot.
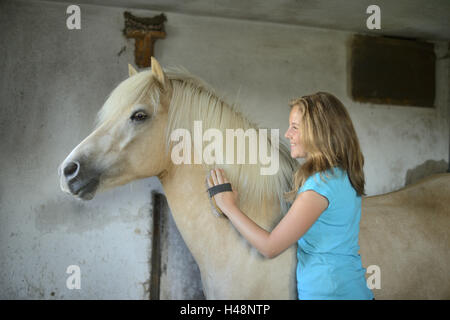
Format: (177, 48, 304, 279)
(150, 192, 164, 300)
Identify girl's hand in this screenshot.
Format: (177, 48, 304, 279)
(207, 168, 239, 216)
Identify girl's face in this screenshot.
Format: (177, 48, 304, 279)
(284, 105, 307, 159)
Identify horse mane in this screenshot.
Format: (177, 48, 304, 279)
(96, 68, 299, 216)
(165, 70, 299, 216)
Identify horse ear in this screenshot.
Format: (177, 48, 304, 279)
(128, 64, 138, 77)
(151, 56, 168, 88)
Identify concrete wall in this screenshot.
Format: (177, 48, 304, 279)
(0, 0, 202, 299)
(0, 0, 448, 299)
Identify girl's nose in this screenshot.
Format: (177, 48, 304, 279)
(284, 129, 290, 139)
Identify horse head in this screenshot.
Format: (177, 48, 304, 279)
(59, 57, 172, 200)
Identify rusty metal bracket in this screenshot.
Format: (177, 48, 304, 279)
(123, 12, 167, 68)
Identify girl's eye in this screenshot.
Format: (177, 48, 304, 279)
(130, 110, 148, 122)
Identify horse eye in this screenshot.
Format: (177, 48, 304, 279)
(130, 110, 148, 122)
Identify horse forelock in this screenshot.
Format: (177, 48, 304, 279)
(94, 71, 162, 129)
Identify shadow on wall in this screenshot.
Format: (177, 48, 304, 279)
(405, 159, 449, 186)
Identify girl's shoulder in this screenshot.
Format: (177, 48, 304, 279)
(298, 167, 346, 197)
(309, 167, 345, 184)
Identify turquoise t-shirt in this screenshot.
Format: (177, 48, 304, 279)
(296, 167, 373, 300)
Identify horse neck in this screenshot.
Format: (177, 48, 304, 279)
(160, 163, 282, 233)
(163, 77, 288, 229)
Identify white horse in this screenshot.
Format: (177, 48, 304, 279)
(59, 57, 450, 299)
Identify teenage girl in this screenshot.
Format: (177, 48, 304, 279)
(207, 92, 374, 300)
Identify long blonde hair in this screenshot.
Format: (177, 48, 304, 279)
(285, 92, 365, 201)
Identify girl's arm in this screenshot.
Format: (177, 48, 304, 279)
(208, 168, 328, 259)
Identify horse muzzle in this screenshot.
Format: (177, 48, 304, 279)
(59, 160, 100, 200)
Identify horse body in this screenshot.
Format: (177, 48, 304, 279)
(161, 163, 297, 299)
(59, 58, 450, 299)
(360, 173, 450, 299)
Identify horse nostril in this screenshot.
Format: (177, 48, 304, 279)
(63, 161, 80, 178)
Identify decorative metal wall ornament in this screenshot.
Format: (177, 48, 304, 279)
(123, 12, 167, 68)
